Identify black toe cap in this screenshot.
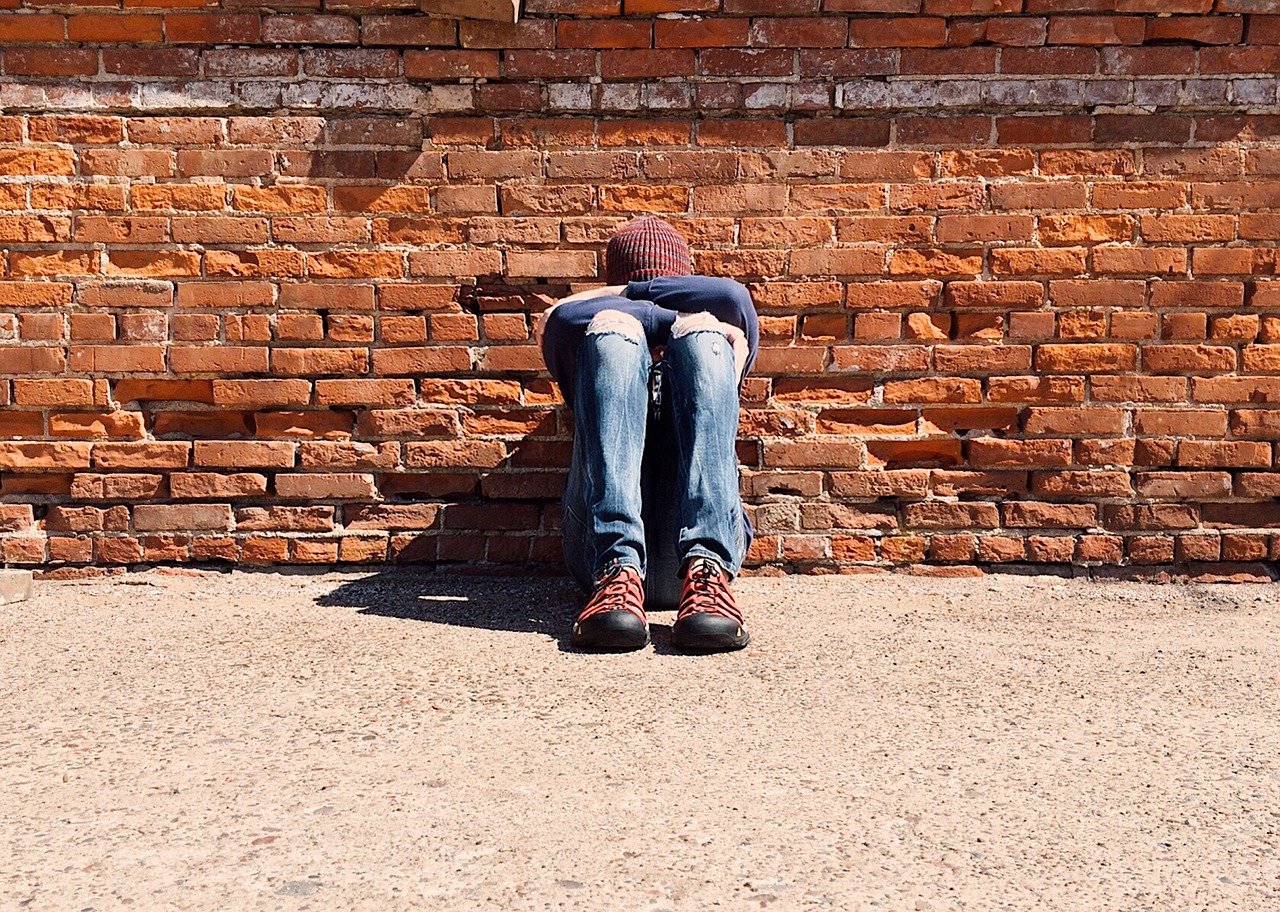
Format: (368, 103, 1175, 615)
(670, 613, 749, 653)
(571, 610, 650, 652)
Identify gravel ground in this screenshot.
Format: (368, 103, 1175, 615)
(2, 568, 1279, 911)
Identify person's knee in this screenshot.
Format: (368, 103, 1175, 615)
(585, 309, 644, 343)
(671, 311, 746, 355)
(670, 312, 748, 382)
(671, 311, 736, 341)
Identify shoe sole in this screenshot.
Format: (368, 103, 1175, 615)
(572, 633, 651, 652)
(670, 632, 749, 653)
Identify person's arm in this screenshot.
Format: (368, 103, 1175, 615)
(623, 275, 760, 380)
(533, 284, 625, 353)
(536, 287, 679, 409)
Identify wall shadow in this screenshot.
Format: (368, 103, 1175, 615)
(295, 117, 688, 647)
(296, 115, 586, 585)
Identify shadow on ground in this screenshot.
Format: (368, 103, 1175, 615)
(314, 567, 686, 653)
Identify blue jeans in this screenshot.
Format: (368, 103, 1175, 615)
(560, 318, 753, 610)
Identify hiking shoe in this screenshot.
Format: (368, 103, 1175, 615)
(571, 564, 649, 652)
(671, 557, 749, 653)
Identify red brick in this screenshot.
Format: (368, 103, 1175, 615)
(1178, 440, 1271, 468)
(1076, 534, 1123, 564)
(904, 502, 1000, 529)
(1136, 472, 1232, 501)
(276, 473, 375, 500)
(1024, 407, 1125, 437)
(557, 19, 651, 48)
(0, 13, 65, 42)
(969, 439, 1072, 468)
(758, 439, 863, 468)
(165, 13, 260, 44)
(405, 50, 500, 79)
(241, 536, 290, 564)
(195, 440, 295, 471)
(849, 17, 947, 47)
(261, 15, 357, 44)
(135, 504, 232, 532)
(1005, 501, 1099, 529)
(654, 17, 749, 47)
(866, 440, 965, 468)
(1128, 535, 1175, 565)
(977, 536, 1027, 563)
(1036, 344, 1137, 373)
(5, 46, 92, 77)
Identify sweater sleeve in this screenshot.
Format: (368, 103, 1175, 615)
(538, 294, 678, 410)
(623, 275, 760, 379)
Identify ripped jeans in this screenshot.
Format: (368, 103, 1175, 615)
(561, 311, 754, 610)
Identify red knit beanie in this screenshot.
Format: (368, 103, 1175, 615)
(604, 215, 693, 285)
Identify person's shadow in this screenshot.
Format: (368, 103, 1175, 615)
(316, 568, 682, 654)
(298, 125, 688, 653)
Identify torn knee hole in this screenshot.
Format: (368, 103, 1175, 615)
(671, 311, 735, 340)
(585, 309, 644, 342)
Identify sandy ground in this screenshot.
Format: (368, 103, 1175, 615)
(2, 568, 1279, 912)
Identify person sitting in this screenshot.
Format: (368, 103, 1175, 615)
(536, 215, 760, 653)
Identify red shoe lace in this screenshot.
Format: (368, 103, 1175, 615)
(677, 559, 743, 624)
(577, 565, 646, 624)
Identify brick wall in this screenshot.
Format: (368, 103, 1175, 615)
(2, 1, 1280, 574)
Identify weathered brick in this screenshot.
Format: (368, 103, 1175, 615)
(276, 473, 376, 500)
(134, 504, 233, 532)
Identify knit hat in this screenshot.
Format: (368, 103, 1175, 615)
(604, 216, 693, 285)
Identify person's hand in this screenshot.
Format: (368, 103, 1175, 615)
(721, 321, 749, 383)
(533, 284, 628, 350)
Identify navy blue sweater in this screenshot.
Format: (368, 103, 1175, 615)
(539, 275, 760, 410)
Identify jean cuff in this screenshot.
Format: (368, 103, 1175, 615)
(680, 549, 737, 582)
(593, 556, 644, 584)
